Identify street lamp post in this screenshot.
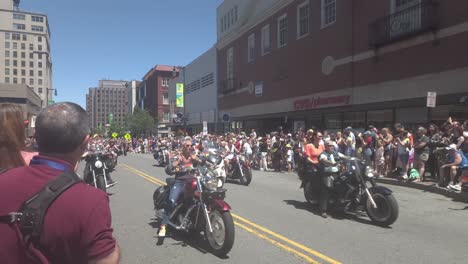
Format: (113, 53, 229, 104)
(45, 88, 58, 107)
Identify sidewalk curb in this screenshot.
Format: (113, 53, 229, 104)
(375, 178, 468, 203)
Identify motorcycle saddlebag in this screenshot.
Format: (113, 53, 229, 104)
(153, 186, 169, 210)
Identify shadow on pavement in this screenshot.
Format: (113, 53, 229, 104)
(283, 199, 391, 228)
(448, 206, 468, 211)
(148, 217, 230, 260)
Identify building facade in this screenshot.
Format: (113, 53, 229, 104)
(0, 0, 53, 107)
(183, 46, 218, 134)
(127, 80, 139, 114)
(86, 80, 129, 129)
(138, 65, 175, 135)
(0, 83, 42, 136)
(216, 0, 468, 134)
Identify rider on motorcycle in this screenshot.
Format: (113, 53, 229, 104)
(318, 140, 346, 218)
(158, 139, 201, 238)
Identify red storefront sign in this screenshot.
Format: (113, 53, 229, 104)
(294, 95, 351, 111)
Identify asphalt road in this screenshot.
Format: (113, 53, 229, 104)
(97, 154, 468, 264)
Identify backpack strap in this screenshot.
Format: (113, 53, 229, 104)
(0, 171, 82, 244)
(19, 171, 82, 242)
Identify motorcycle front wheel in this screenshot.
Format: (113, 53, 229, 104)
(365, 192, 399, 227)
(96, 174, 107, 192)
(205, 210, 235, 256)
(240, 168, 252, 186)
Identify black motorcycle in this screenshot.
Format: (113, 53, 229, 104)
(226, 153, 252, 186)
(301, 156, 399, 226)
(153, 147, 169, 167)
(83, 152, 110, 192)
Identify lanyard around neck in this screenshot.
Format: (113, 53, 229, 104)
(30, 157, 70, 172)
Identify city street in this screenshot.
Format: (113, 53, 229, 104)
(103, 154, 468, 264)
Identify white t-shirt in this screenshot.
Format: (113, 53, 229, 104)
(243, 142, 253, 154)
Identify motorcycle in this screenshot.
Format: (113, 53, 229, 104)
(104, 147, 119, 172)
(153, 159, 235, 256)
(225, 153, 252, 186)
(301, 156, 399, 226)
(203, 150, 227, 184)
(153, 146, 169, 167)
(83, 152, 111, 192)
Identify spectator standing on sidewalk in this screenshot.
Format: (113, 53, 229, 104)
(395, 130, 411, 179)
(379, 128, 393, 177)
(336, 131, 347, 154)
(344, 127, 356, 157)
(0, 102, 120, 264)
(427, 124, 443, 180)
(441, 144, 468, 191)
(413, 127, 430, 182)
(0, 103, 37, 169)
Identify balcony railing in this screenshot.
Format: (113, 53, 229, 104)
(369, 0, 438, 47)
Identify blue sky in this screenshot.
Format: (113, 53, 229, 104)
(20, 0, 223, 107)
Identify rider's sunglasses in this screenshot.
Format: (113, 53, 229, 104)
(184, 144, 192, 147)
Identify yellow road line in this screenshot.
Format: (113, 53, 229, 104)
(120, 164, 165, 185)
(232, 214, 341, 264)
(120, 163, 341, 264)
(234, 222, 319, 264)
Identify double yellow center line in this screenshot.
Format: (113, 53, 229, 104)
(120, 163, 341, 264)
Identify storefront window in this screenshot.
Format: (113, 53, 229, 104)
(343, 112, 365, 131)
(395, 107, 427, 130)
(324, 113, 343, 130)
(431, 105, 449, 125)
(307, 114, 322, 129)
(367, 109, 393, 129)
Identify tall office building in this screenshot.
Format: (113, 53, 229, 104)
(86, 80, 129, 129)
(0, 0, 53, 107)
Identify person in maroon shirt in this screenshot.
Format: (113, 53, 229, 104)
(0, 102, 120, 264)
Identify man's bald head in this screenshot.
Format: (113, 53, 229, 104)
(36, 102, 90, 154)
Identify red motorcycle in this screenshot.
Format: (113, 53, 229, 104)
(153, 160, 235, 256)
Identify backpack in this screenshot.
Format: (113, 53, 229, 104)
(408, 169, 420, 181)
(0, 171, 82, 263)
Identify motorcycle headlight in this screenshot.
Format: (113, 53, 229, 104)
(365, 166, 374, 178)
(204, 176, 219, 191)
(217, 178, 224, 188)
(95, 160, 103, 169)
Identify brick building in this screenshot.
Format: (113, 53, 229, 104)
(138, 65, 175, 135)
(216, 0, 468, 134)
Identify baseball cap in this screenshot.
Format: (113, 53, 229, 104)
(446, 144, 458, 150)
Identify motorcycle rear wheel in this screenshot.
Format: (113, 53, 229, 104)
(366, 192, 399, 227)
(205, 210, 235, 256)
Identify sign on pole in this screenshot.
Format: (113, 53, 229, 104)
(112, 132, 118, 138)
(124, 133, 131, 140)
(427, 92, 437, 108)
(176, 83, 184, 107)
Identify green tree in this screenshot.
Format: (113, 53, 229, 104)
(92, 126, 106, 137)
(108, 121, 125, 138)
(125, 108, 156, 137)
